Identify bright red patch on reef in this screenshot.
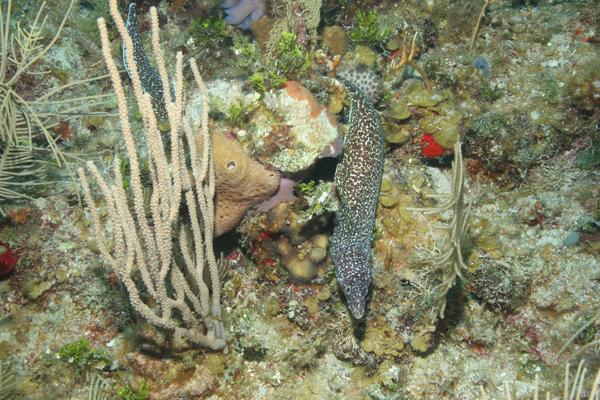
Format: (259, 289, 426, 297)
(420, 133, 445, 158)
(0, 241, 19, 276)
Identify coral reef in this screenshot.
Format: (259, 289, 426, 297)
(249, 80, 339, 172)
(2, 0, 600, 399)
(321, 25, 348, 55)
(255, 177, 297, 212)
(0, 366, 19, 399)
(262, 233, 329, 284)
(265, 0, 322, 58)
(0, 0, 109, 214)
(348, 10, 390, 49)
(0, 242, 19, 276)
(263, 200, 332, 247)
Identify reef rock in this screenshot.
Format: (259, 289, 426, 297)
(206, 79, 260, 119)
(262, 233, 329, 284)
(250, 81, 339, 173)
(199, 132, 280, 236)
(322, 25, 348, 55)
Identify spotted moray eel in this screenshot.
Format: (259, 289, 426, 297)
(123, 3, 171, 120)
(331, 79, 384, 319)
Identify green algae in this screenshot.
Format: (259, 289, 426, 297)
(57, 338, 111, 370)
(348, 10, 391, 48)
(116, 379, 151, 400)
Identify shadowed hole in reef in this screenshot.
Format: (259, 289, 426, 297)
(241, 344, 268, 362)
(424, 282, 466, 356)
(307, 156, 338, 183)
(353, 317, 367, 341)
(215, 230, 242, 257)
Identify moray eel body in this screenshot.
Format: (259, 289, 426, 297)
(123, 3, 170, 120)
(331, 80, 384, 319)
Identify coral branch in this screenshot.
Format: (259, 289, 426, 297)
(79, 0, 225, 350)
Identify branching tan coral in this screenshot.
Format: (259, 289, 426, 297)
(0, 366, 18, 400)
(557, 311, 600, 359)
(79, 0, 225, 349)
(470, 0, 493, 50)
(388, 31, 431, 89)
(298, 0, 322, 37)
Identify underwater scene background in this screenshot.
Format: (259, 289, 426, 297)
(0, 0, 599, 398)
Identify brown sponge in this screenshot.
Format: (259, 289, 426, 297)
(209, 132, 280, 236)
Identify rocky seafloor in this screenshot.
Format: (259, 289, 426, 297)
(0, 0, 599, 399)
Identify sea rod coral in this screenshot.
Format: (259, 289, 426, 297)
(79, 0, 225, 349)
(409, 140, 469, 319)
(331, 79, 384, 319)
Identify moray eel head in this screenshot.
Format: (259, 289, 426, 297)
(333, 243, 372, 319)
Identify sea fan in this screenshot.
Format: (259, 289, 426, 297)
(0, 366, 18, 400)
(0, 143, 46, 215)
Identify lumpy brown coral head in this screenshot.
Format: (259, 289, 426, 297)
(210, 132, 280, 236)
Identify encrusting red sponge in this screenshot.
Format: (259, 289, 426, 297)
(0, 241, 19, 276)
(420, 133, 446, 158)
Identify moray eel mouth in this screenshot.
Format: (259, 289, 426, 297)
(332, 243, 372, 319)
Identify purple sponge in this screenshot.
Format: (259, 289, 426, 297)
(222, 0, 266, 30)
